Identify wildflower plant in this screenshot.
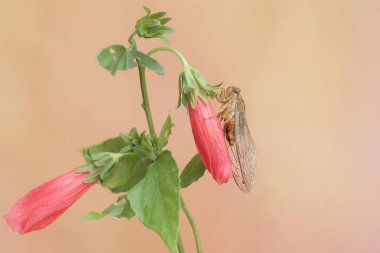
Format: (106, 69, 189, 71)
(4, 6, 235, 253)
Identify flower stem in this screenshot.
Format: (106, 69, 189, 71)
(148, 47, 189, 67)
(180, 195, 202, 253)
(177, 232, 185, 253)
(137, 61, 156, 138)
(128, 31, 137, 49)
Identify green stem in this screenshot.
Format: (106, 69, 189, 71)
(128, 31, 137, 49)
(181, 195, 202, 253)
(137, 61, 156, 138)
(148, 47, 189, 67)
(177, 232, 185, 253)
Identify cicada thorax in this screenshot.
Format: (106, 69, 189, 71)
(216, 87, 245, 144)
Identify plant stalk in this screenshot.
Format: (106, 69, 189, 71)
(181, 195, 202, 253)
(148, 47, 189, 67)
(137, 61, 157, 138)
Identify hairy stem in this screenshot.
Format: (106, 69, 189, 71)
(137, 61, 156, 138)
(181, 195, 202, 253)
(148, 47, 189, 67)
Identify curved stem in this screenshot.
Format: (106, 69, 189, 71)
(137, 60, 156, 137)
(177, 232, 185, 253)
(180, 195, 202, 253)
(128, 31, 137, 49)
(148, 47, 189, 67)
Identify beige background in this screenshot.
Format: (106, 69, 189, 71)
(1, 1, 379, 252)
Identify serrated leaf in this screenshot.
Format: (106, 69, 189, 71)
(82, 195, 135, 221)
(128, 151, 180, 253)
(97, 45, 136, 75)
(180, 154, 206, 188)
(115, 195, 135, 219)
(132, 50, 164, 75)
(101, 153, 140, 190)
(158, 114, 174, 149)
(81, 136, 127, 163)
(82, 212, 105, 220)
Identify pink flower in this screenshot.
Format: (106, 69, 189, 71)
(4, 170, 94, 234)
(188, 98, 232, 184)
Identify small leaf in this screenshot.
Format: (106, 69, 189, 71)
(150, 11, 167, 19)
(158, 114, 174, 149)
(132, 50, 164, 75)
(101, 153, 140, 190)
(128, 151, 180, 253)
(97, 45, 136, 75)
(81, 136, 127, 163)
(82, 195, 135, 220)
(82, 212, 105, 220)
(180, 154, 206, 188)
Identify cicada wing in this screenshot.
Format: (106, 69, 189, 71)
(233, 102, 256, 192)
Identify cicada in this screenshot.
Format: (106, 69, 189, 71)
(216, 86, 257, 192)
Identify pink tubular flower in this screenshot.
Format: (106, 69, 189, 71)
(4, 170, 94, 234)
(188, 98, 232, 184)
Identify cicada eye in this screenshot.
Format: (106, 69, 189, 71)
(233, 87, 241, 94)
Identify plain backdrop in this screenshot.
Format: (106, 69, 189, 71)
(1, 1, 379, 252)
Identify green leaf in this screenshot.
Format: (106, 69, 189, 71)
(97, 45, 136, 75)
(128, 151, 180, 253)
(101, 153, 140, 190)
(111, 157, 153, 193)
(81, 136, 127, 163)
(82, 195, 135, 220)
(180, 154, 206, 188)
(132, 50, 164, 75)
(158, 114, 174, 149)
(82, 212, 105, 220)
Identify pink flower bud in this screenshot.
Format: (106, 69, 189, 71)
(4, 170, 95, 234)
(188, 98, 232, 184)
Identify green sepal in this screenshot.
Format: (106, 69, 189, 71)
(75, 164, 94, 173)
(83, 167, 101, 183)
(178, 66, 218, 109)
(180, 154, 206, 188)
(82, 195, 135, 220)
(128, 150, 180, 253)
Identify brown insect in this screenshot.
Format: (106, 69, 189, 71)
(216, 86, 257, 192)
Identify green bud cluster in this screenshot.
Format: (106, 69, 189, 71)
(135, 6, 175, 43)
